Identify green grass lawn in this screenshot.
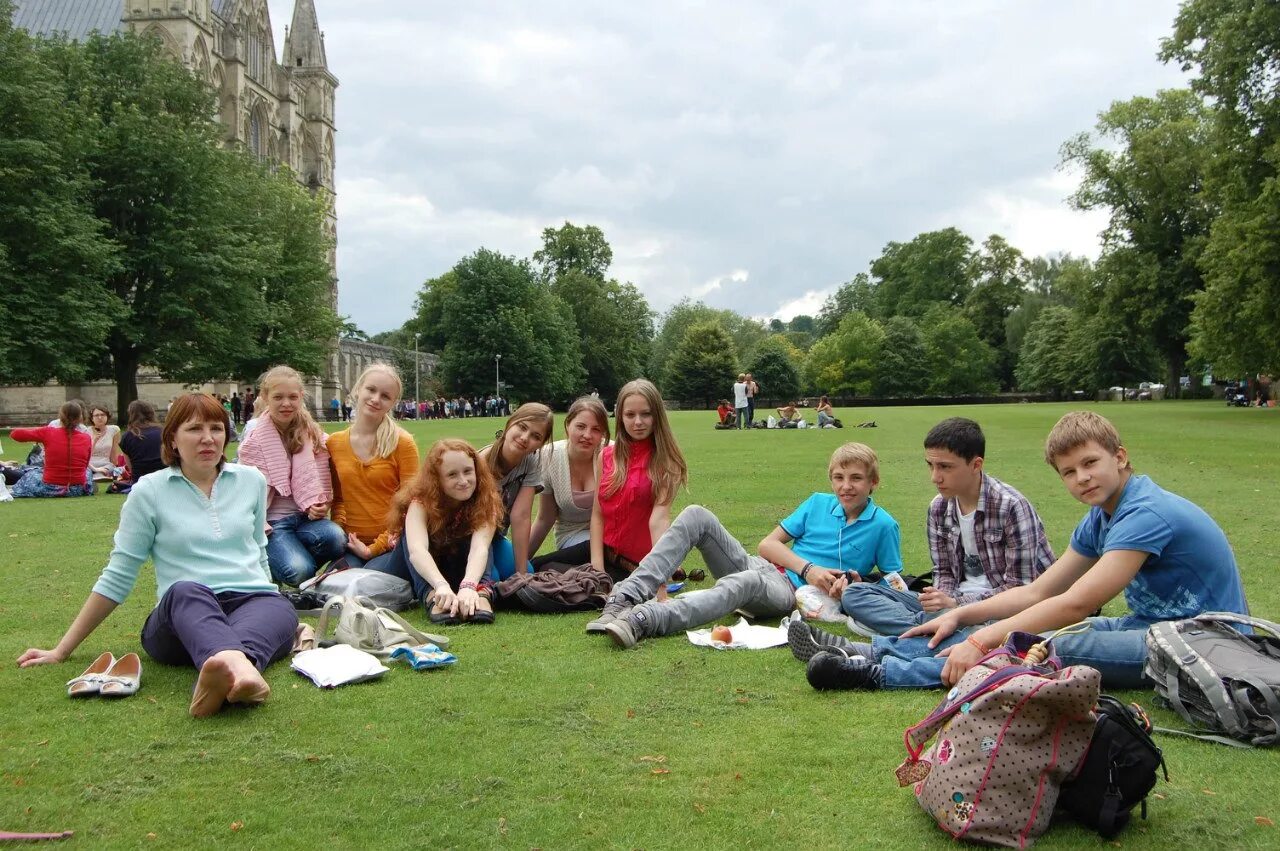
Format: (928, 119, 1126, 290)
(1, 401, 1277, 849)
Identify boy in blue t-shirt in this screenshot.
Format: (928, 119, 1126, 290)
(587, 443, 903, 648)
(803, 411, 1248, 691)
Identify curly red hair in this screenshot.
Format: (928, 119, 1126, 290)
(388, 438, 504, 540)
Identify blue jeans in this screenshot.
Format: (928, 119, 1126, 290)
(265, 512, 345, 586)
(841, 583, 939, 635)
(489, 535, 532, 581)
(735, 407, 749, 429)
(873, 615, 1152, 690)
(746, 399, 755, 426)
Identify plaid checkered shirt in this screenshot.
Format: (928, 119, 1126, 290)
(927, 473, 1054, 605)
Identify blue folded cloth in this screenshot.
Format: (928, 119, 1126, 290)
(389, 644, 457, 670)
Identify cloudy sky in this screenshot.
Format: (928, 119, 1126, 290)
(267, 0, 1189, 335)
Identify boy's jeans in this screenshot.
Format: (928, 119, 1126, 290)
(614, 505, 795, 636)
(841, 583, 939, 635)
(872, 615, 1152, 690)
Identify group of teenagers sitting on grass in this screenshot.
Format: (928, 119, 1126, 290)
(17, 361, 1250, 720)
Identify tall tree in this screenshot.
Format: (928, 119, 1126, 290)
(438, 248, 584, 400)
(1061, 89, 1213, 392)
(665, 321, 738, 405)
(803, 312, 884, 397)
(533, 221, 613, 281)
(648, 300, 764, 386)
(0, 6, 118, 384)
(817, 273, 876, 334)
(870, 228, 976, 318)
(550, 270, 653, 399)
(21, 31, 338, 415)
(964, 235, 1027, 389)
(919, 308, 998, 396)
(746, 335, 802, 402)
(872, 316, 930, 397)
(1163, 0, 1280, 374)
(1015, 306, 1080, 394)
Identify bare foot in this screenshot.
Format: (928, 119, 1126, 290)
(190, 651, 270, 718)
(190, 655, 235, 718)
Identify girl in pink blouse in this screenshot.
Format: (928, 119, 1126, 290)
(589, 380, 688, 586)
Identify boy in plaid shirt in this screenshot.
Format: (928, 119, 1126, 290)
(839, 417, 1053, 635)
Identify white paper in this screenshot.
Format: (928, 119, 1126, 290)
(686, 617, 788, 650)
(291, 644, 388, 688)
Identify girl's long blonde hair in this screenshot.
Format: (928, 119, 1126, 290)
(606, 379, 687, 504)
(388, 438, 504, 540)
(485, 403, 554, 479)
(350, 362, 406, 459)
(258, 365, 325, 455)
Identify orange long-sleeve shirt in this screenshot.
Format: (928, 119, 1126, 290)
(328, 428, 420, 557)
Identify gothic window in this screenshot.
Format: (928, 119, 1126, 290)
(249, 112, 262, 158)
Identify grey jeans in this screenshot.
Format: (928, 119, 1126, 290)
(616, 505, 796, 636)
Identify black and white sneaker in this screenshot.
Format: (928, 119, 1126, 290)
(786, 617, 872, 662)
(806, 651, 883, 691)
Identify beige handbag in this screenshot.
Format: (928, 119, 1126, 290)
(897, 632, 1100, 848)
(316, 596, 449, 658)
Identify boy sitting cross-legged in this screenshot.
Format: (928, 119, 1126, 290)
(835, 417, 1053, 638)
(586, 443, 902, 648)
(799, 410, 1249, 691)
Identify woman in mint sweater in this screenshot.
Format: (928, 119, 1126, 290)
(17, 394, 297, 719)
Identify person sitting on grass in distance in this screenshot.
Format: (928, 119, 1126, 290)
(776, 401, 799, 424)
(8, 402, 94, 498)
(528, 396, 611, 570)
(832, 417, 1053, 641)
(586, 379, 689, 595)
(327, 363, 419, 570)
(815, 395, 836, 428)
(800, 411, 1249, 692)
(478, 403, 554, 580)
(18, 393, 296, 718)
(366, 439, 504, 624)
(87, 405, 122, 481)
(716, 399, 735, 428)
(238, 366, 346, 587)
(588, 442, 902, 649)
(120, 400, 165, 481)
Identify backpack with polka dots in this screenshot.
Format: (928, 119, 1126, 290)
(896, 632, 1101, 848)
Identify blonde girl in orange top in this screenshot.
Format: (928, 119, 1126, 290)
(327, 363, 420, 568)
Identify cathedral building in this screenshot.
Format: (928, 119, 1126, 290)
(2, 0, 400, 422)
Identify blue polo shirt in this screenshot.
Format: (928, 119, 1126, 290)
(778, 493, 902, 588)
(1069, 474, 1247, 623)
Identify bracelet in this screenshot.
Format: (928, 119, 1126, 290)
(800, 562, 813, 580)
(965, 635, 989, 655)
(459, 580, 478, 591)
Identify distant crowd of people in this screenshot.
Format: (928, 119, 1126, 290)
(396, 395, 512, 420)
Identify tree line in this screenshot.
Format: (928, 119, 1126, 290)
(0, 5, 340, 418)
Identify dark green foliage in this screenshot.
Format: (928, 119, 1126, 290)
(746, 336, 801, 401)
(665, 321, 738, 404)
(532, 221, 613, 281)
(0, 24, 338, 413)
(438, 248, 584, 401)
(550, 270, 653, 401)
(0, 7, 118, 383)
(870, 228, 975, 318)
(872, 316, 930, 397)
(920, 307, 998, 396)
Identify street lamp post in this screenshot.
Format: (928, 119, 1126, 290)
(495, 354, 502, 402)
(413, 333, 420, 409)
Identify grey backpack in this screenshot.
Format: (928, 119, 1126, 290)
(314, 568, 416, 612)
(1144, 613, 1280, 747)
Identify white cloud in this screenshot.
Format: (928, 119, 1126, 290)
(265, 0, 1190, 334)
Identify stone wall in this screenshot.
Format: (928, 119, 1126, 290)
(0, 341, 442, 425)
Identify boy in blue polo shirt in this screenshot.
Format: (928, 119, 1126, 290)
(588, 443, 902, 648)
(803, 411, 1249, 691)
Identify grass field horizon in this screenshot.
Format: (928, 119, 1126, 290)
(1, 400, 1277, 849)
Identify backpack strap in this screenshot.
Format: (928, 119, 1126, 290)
(315, 595, 344, 642)
(1151, 725, 1254, 748)
(1153, 622, 1250, 737)
(904, 659, 1036, 756)
(1183, 611, 1280, 638)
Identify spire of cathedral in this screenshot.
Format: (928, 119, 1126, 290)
(283, 0, 327, 69)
